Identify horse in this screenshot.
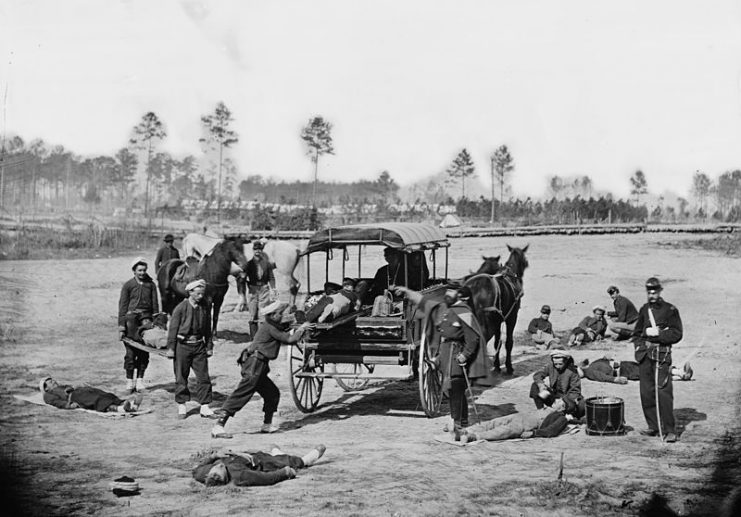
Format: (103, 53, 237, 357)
(181, 233, 303, 309)
(464, 245, 529, 375)
(157, 239, 250, 336)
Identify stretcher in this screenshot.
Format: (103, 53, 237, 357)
(121, 336, 170, 358)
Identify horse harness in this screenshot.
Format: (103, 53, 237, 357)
(467, 271, 524, 321)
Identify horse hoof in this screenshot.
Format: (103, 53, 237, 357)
(504, 369, 514, 376)
(491, 367, 501, 374)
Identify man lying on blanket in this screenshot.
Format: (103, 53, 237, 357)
(40, 377, 143, 413)
(456, 397, 580, 443)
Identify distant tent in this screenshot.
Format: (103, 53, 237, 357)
(439, 214, 462, 228)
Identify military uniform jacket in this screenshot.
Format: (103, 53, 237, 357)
(421, 297, 490, 381)
(118, 276, 159, 326)
(245, 256, 276, 286)
(528, 317, 553, 334)
(609, 295, 639, 323)
(632, 298, 683, 362)
(167, 298, 213, 351)
(155, 245, 180, 272)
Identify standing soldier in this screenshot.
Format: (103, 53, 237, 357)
(166, 279, 218, 420)
(118, 257, 159, 393)
(245, 241, 277, 336)
(211, 301, 313, 438)
(155, 234, 180, 274)
(632, 277, 683, 443)
(395, 284, 490, 439)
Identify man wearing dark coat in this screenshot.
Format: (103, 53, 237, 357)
(606, 285, 639, 339)
(192, 445, 326, 487)
(118, 257, 159, 393)
(166, 279, 217, 420)
(40, 377, 143, 413)
(154, 234, 180, 274)
(395, 284, 490, 438)
(632, 277, 683, 443)
(530, 350, 584, 415)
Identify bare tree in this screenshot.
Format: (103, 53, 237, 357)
(129, 112, 167, 226)
(301, 116, 334, 208)
(200, 102, 239, 223)
(447, 148, 476, 200)
(491, 145, 514, 222)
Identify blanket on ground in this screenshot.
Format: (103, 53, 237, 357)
(14, 393, 153, 418)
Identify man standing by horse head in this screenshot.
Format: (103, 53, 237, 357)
(118, 257, 160, 393)
(155, 234, 180, 274)
(245, 240, 277, 336)
(395, 283, 490, 440)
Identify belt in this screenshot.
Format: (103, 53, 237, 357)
(179, 336, 204, 344)
(440, 337, 463, 344)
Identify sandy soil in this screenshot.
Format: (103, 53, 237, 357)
(1, 232, 739, 516)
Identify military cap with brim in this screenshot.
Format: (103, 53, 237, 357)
(645, 277, 662, 291)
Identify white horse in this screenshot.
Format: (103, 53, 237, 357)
(181, 233, 303, 310)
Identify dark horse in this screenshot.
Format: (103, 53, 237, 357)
(157, 239, 249, 336)
(465, 245, 529, 374)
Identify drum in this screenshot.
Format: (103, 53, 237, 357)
(585, 396, 625, 436)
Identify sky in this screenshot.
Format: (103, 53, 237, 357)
(2, 0, 741, 199)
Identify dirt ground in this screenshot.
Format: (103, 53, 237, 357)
(1, 232, 739, 516)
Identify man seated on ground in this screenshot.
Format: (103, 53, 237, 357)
(527, 305, 561, 349)
(577, 357, 694, 383)
(578, 305, 608, 342)
(302, 278, 360, 324)
(530, 350, 583, 413)
(458, 397, 580, 443)
(605, 285, 639, 339)
(40, 377, 143, 413)
(192, 444, 326, 487)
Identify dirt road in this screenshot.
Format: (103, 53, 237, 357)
(1, 232, 739, 516)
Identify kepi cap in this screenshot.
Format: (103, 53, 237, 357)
(163, 234, 174, 242)
(253, 241, 264, 250)
(540, 305, 551, 314)
(606, 285, 619, 295)
(645, 277, 662, 291)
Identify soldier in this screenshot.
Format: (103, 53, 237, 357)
(245, 241, 277, 334)
(166, 279, 218, 420)
(154, 234, 180, 274)
(527, 304, 560, 349)
(211, 301, 313, 438)
(395, 284, 490, 439)
(530, 350, 584, 414)
(118, 257, 159, 392)
(606, 285, 639, 339)
(632, 277, 683, 443)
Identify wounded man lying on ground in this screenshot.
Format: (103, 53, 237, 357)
(40, 377, 143, 413)
(192, 445, 326, 487)
(576, 357, 694, 384)
(457, 397, 580, 443)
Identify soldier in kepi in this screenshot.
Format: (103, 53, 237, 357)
(633, 277, 683, 443)
(394, 283, 490, 440)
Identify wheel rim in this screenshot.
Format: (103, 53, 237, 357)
(332, 363, 372, 392)
(287, 340, 323, 413)
(418, 329, 443, 417)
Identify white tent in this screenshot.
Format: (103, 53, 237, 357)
(439, 213, 462, 228)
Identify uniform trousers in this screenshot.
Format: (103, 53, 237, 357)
(221, 355, 280, 420)
(449, 377, 469, 428)
(173, 341, 213, 405)
(70, 387, 124, 412)
(638, 351, 675, 434)
(248, 284, 272, 322)
(123, 312, 150, 377)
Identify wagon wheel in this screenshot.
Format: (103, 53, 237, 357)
(418, 330, 443, 417)
(287, 339, 324, 413)
(332, 363, 373, 392)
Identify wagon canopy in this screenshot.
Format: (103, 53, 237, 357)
(302, 223, 449, 255)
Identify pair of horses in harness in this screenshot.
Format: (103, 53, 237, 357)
(465, 245, 529, 374)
